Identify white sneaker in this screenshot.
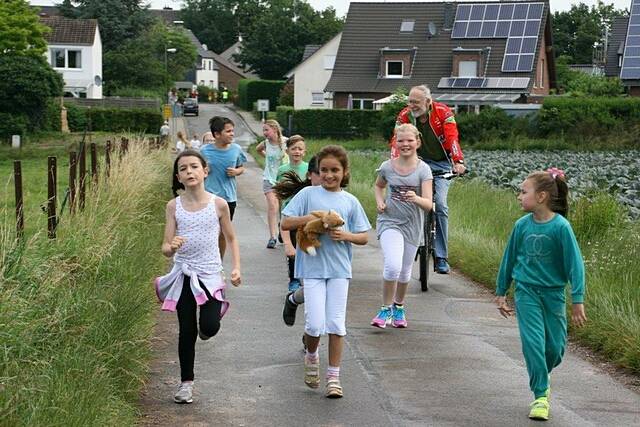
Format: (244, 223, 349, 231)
(174, 381, 193, 404)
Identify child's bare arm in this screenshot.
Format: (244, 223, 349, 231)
(281, 214, 316, 231)
(161, 200, 185, 257)
(217, 198, 241, 286)
(328, 229, 368, 245)
(494, 296, 514, 318)
(572, 303, 587, 327)
(281, 224, 296, 257)
(374, 176, 387, 213)
(255, 141, 266, 157)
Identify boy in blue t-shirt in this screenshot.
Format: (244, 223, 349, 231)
(201, 116, 247, 256)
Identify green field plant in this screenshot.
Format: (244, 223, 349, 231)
(0, 142, 168, 424)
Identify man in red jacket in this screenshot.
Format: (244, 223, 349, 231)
(390, 85, 466, 274)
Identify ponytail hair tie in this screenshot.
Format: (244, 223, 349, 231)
(546, 167, 565, 179)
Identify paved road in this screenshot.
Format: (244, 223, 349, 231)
(140, 103, 640, 426)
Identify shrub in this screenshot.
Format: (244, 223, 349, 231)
(0, 112, 29, 141)
(83, 108, 163, 133)
(64, 103, 88, 132)
(289, 109, 382, 139)
(278, 82, 294, 106)
(236, 79, 286, 111)
(571, 192, 628, 243)
(197, 85, 216, 103)
(378, 88, 408, 141)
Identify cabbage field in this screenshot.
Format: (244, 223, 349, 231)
(464, 150, 640, 218)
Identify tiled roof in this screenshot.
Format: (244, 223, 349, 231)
(326, 2, 551, 94)
(219, 40, 259, 78)
(605, 16, 629, 77)
(302, 45, 322, 62)
(184, 29, 220, 66)
(40, 16, 97, 45)
(150, 8, 182, 25)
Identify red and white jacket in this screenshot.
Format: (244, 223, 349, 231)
(390, 102, 464, 163)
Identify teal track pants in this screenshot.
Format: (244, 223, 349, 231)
(514, 282, 567, 399)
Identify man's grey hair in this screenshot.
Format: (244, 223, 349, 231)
(410, 85, 432, 101)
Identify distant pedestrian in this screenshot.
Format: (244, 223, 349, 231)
(256, 120, 288, 248)
(201, 131, 214, 145)
(222, 88, 229, 103)
(370, 124, 433, 329)
(189, 135, 202, 151)
(160, 120, 170, 145)
(155, 149, 242, 404)
(200, 116, 247, 258)
(281, 145, 371, 399)
(174, 131, 191, 153)
(495, 168, 586, 421)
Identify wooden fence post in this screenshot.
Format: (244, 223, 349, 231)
(79, 143, 86, 211)
(47, 156, 57, 239)
(14, 160, 24, 238)
(69, 151, 77, 213)
(90, 142, 98, 184)
(105, 140, 111, 178)
(120, 137, 128, 158)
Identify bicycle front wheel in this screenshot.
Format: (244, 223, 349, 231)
(419, 211, 433, 292)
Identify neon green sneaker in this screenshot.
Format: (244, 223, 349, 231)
(529, 397, 550, 420)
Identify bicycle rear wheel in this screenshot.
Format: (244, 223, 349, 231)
(419, 211, 433, 292)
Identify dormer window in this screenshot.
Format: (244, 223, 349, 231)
(386, 61, 404, 78)
(400, 19, 415, 32)
(379, 47, 417, 79)
(451, 47, 484, 78)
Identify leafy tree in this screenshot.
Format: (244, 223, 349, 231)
(555, 55, 624, 96)
(552, 1, 626, 64)
(0, 54, 64, 130)
(104, 23, 197, 91)
(181, 0, 241, 54)
(1, 0, 50, 56)
(234, 0, 343, 79)
(57, 0, 154, 51)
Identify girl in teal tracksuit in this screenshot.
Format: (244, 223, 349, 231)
(495, 168, 587, 421)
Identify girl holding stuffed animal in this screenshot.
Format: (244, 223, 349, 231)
(371, 123, 433, 329)
(281, 145, 370, 398)
(155, 150, 242, 404)
(495, 168, 586, 421)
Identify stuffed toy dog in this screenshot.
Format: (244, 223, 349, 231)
(297, 210, 345, 256)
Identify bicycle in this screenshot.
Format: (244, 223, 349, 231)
(416, 170, 459, 292)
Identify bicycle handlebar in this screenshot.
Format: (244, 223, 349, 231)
(431, 170, 467, 180)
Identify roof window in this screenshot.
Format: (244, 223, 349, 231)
(400, 19, 415, 32)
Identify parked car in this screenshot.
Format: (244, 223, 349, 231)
(183, 98, 199, 116)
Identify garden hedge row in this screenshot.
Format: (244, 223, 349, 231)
(276, 107, 382, 138)
(237, 79, 286, 111)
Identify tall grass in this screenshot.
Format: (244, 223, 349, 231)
(448, 179, 640, 373)
(0, 142, 169, 424)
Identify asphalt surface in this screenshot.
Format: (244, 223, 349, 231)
(139, 103, 640, 426)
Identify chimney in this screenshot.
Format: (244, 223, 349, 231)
(202, 44, 208, 51)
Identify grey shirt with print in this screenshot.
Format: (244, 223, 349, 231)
(375, 160, 433, 247)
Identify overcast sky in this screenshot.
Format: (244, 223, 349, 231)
(31, 0, 632, 15)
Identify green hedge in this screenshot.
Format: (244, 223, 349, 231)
(538, 97, 640, 137)
(279, 108, 382, 138)
(0, 112, 29, 141)
(63, 107, 162, 133)
(237, 79, 286, 111)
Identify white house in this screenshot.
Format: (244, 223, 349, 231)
(285, 32, 342, 109)
(184, 29, 219, 89)
(41, 16, 103, 99)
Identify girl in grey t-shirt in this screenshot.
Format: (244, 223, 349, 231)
(371, 123, 433, 329)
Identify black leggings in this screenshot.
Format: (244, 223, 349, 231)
(176, 276, 222, 381)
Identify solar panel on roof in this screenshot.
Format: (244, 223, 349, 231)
(517, 54, 535, 71)
(451, 3, 543, 72)
(621, 0, 640, 80)
(438, 77, 530, 89)
(453, 78, 471, 87)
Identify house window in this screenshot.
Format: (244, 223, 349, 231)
(400, 19, 415, 32)
(311, 91, 324, 105)
(458, 61, 478, 77)
(324, 55, 336, 70)
(619, 54, 623, 67)
(209, 80, 214, 88)
(353, 98, 374, 110)
(386, 61, 404, 78)
(51, 48, 81, 69)
(538, 58, 544, 88)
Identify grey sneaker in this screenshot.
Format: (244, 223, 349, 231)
(174, 381, 193, 404)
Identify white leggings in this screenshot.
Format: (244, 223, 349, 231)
(380, 229, 418, 283)
(304, 278, 349, 337)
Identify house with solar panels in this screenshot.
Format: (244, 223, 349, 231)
(325, 1, 556, 110)
(605, 0, 640, 96)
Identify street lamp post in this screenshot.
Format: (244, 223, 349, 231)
(165, 47, 177, 73)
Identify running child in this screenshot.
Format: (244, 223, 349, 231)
(495, 168, 586, 421)
(281, 145, 371, 398)
(155, 150, 242, 404)
(200, 116, 247, 257)
(255, 119, 288, 248)
(371, 123, 433, 329)
(275, 135, 308, 292)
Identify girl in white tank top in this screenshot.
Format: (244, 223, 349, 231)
(155, 150, 242, 404)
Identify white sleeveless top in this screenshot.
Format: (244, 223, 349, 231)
(174, 195, 222, 273)
(154, 194, 228, 315)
